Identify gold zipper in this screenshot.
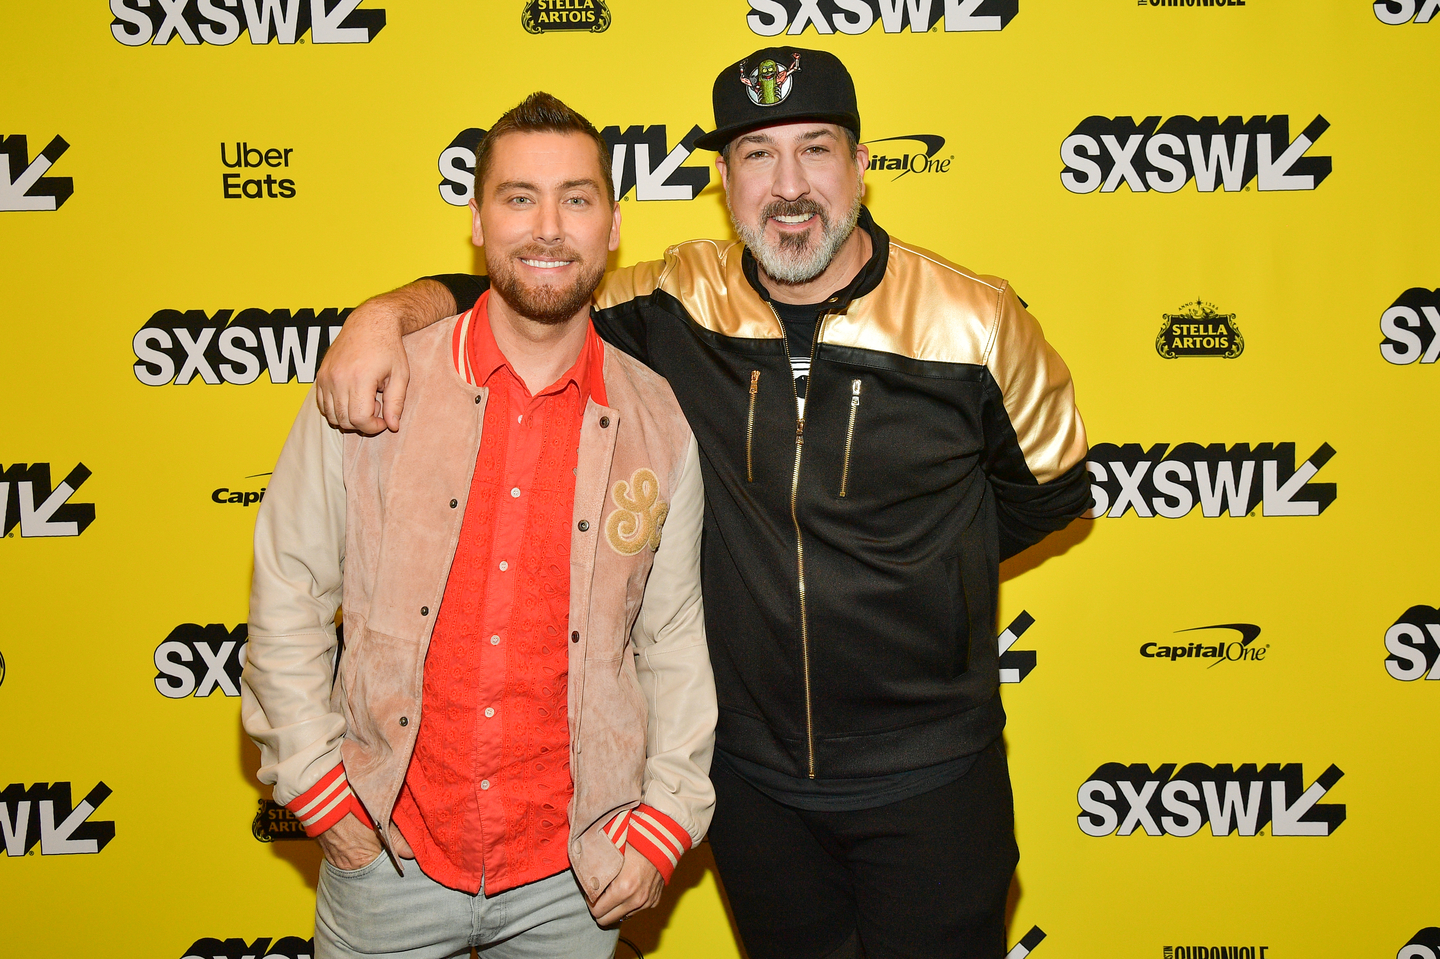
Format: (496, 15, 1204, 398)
(768, 302, 821, 778)
(746, 370, 760, 482)
(839, 378, 862, 497)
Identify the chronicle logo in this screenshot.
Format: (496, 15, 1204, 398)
(1156, 299, 1243, 359)
(865, 135, 953, 181)
(2, 463, 96, 538)
(999, 611, 1037, 684)
(745, 0, 1018, 35)
(1384, 606, 1440, 682)
(1164, 948, 1268, 959)
(110, 0, 386, 46)
(1061, 115, 1331, 194)
(1086, 443, 1336, 519)
(1006, 926, 1046, 959)
(1379, 288, 1439, 366)
(522, 0, 610, 33)
(1141, 1, 1247, 7)
(438, 125, 710, 206)
(155, 623, 249, 698)
(133, 308, 351, 385)
(180, 937, 314, 959)
(253, 799, 308, 841)
(1, 135, 73, 212)
(1, 782, 115, 856)
(1400, 929, 1440, 959)
(1375, 0, 1438, 23)
(1142, 624, 1267, 667)
(1077, 762, 1346, 837)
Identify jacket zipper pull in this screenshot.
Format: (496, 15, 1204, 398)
(840, 379, 862, 498)
(746, 370, 761, 482)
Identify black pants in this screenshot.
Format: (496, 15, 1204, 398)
(707, 739, 1018, 959)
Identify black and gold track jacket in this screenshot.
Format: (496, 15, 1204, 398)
(434, 207, 1089, 782)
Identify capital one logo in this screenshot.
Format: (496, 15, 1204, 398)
(110, 0, 385, 45)
(1077, 762, 1346, 837)
(1, 135, 73, 212)
(1400, 929, 1440, 959)
(1380, 288, 1440, 365)
(745, 0, 1018, 35)
(132, 308, 351, 385)
(438, 124, 710, 206)
(1, 782, 115, 856)
(2, 464, 96, 538)
(1085, 443, 1336, 519)
(180, 937, 314, 959)
(1385, 606, 1440, 682)
(1375, 0, 1438, 23)
(1061, 115, 1331, 194)
(155, 623, 249, 698)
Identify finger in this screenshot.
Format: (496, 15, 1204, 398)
(349, 381, 383, 435)
(315, 384, 333, 425)
(595, 896, 639, 928)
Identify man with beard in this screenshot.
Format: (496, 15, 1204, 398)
(314, 49, 1089, 959)
(241, 92, 716, 959)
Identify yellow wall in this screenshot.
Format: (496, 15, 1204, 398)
(2, 2, 1437, 957)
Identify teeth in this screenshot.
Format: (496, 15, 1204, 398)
(772, 214, 815, 224)
(520, 258, 571, 269)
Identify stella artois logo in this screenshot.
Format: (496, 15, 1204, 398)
(1156, 299, 1244, 359)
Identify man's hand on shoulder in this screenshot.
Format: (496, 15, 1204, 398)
(316, 279, 456, 434)
(316, 812, 385, 870)
(589, 844, 665, 927)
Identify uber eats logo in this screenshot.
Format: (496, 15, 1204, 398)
(1380, 288, 1440, 366)
(154, 623, 248, 698)
(1085, 443, 1336, 519)
(1384, 606, 1440, 682)
(2, 463, 96, 538)
(1400, 929, 1440, 959)
(1061, 115, 1331, 194)
(1, 782, 115, 856)
(745, 0, 1018, 35)
(110, 0, 386, 45)
(1077, 762, 1346, 837)
(180, 937, 314, 959)
(132, 307, 351, 385)
(1375, 0, 1439, 23)
(1, 135, 73, 212)
(438, 125, 710, 206)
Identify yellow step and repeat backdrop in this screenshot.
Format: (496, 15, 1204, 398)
(3, 2, 1437, 957)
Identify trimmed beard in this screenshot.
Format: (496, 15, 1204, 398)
(488, 246, 605, 326)
(729, 188, 863, 287)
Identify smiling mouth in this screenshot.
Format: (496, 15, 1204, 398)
(519, 257, 574, 270)
(770, 213, 816, 226)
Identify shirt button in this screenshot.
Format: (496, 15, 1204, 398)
(510, 487, 521, 498)
(490, 635, 500, 645)
(499, 560, 509, 571)
(420, 606, 429, 616)
(484, 707, 495, 718)
(480, 780, 491, 790)
(577, 520, 589, 532)
(599, 416, 610, 428)
(474, 395, 482, 404)
(449, 499, 458, 508)
(399, 716, 409, 727)
(571, 631, 580, 644)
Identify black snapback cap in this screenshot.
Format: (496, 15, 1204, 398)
(694, 47, 860, 152)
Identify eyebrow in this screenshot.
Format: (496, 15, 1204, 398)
(492, 178, 602, 193)
(736, 128, 837, 149)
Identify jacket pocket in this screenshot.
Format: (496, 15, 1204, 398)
(838, 378, 863, 497)
(746, 369, 760, 482)
(948, 556, 971, 677)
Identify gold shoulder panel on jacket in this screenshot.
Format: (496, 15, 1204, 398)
(821, 239, 1003, 364)
(597, 239, 784, 341)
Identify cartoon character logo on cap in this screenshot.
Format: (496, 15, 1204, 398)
(740, 53, 801, 107)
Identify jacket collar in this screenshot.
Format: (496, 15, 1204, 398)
(740, 204, 890, 312)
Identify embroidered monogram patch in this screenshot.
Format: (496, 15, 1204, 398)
(605, 467, 668, 556)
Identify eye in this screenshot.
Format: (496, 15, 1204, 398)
(508, 194, 533, 205)
(565, 195, 589, 206)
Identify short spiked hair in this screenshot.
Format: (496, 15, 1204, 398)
(473, 91, 615, 205)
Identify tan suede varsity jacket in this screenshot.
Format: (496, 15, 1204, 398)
(240, 315, 716, 900)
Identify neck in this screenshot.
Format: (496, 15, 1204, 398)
(759, 222, 872, 306)
(486, 295, 590, 395)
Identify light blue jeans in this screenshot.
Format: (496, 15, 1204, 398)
(315, 854, 618, 959)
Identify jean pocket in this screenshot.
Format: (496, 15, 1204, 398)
(322, 850, 388, 879)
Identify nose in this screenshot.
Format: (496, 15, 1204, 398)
(535, 197, 563, 244)
(771, 151, 809, 202)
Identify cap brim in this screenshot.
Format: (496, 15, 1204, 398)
(695, 113, 861, 152)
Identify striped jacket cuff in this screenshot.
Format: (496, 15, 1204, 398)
(602, 804, 692, 883)
(285, 763, 372, 837)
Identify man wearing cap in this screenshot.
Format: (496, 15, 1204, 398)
(314, 48, 1089, 959)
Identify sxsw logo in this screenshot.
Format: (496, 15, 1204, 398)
(1, 782, 115, 856)
(438, 125, 710, 206)
(1061, 115, 1331, 194)
(155, 623, 248, 698)
(1400, 929, 1440, 959)
(1077, 762, 1346, 837)
(745, 0, 1018, 35)
(110, 0, 385, 45)
(2, 463, 96, 538)
(132, 308, 352, 386)
(1380, 288, 1439, 365)
(1, 135, 73, 212)
(998, 611, 1037, 684)
(180, 937, 314, 959)
(1006, 926, 1046, 959)
(1375, 0, 1439, 23)
(1164, 948, 1268, 959)
(1085, 443, 1336, 519)
(1384, 606, 1440, 682)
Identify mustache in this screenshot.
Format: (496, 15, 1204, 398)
(510, 244, 584, 264)
(762, 198, 827, 225)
